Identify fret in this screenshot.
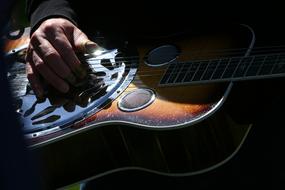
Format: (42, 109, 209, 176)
(183, 61, 200, 82)
(222, 57, 241, 79)
(233, 56, 253, 78)
(255, 56, 267, 75)
(160, 62, 176, 84)
(201, 60, 220, 80)
(160, 53, 285, 86)
(172, 62, 186, 83)
(231, 57, 243, 77)
(167, 61, 181, 84)
(244, 56, 265, 77)
(211, 58, 230, 79)
(191, 61, 209, 81)
(175, 62, 192, 83)
(198, 61, 210, 80)
(272, 54, 285, 74)
(269, 54, 280, 74)
(219, 58, 231, 78)
(209, 59, 221, 80)
(258, 54, 279, 75)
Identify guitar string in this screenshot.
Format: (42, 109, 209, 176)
(7, 48, 285, 72)
(80, 46, 285, 63)
(6, 43, 285, 59)
(11, 60, 285, 87)
(6, 44, 285, 64)
(7, 44, 285, 110)
(10, 60, 285, 98)
(9, 54, 285, 79)
(6, 45, 285, 78)
(9, 43, 285, 117)
(8, 53, 285, 78)
(6, 44, 285, 56)
(9, 57, 285, 77)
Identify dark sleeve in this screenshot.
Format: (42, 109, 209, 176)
(26, 0, 78, 33)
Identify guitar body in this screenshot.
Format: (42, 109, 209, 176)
(4, 24, 254, 189)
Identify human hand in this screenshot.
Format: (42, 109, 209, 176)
(26, 18, 98, 98)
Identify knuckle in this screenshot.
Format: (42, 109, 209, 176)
(42, 22, 56, 33)
(26, 72, 34, 81)
(43, 49, 58, 59)
(60, 19, 69, 25)
(26, 63, 32, 73)
(60, 19, 73, 28)
(54, 36, 64, 44)
(30, 32, 40, 45)
(26, 66, 35, 80)
(34, 59, 44, 69)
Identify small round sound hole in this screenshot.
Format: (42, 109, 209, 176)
(145, 45, 179, 67)
(118, 88, 155, 112)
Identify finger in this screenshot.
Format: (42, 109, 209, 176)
(67, 27, 99, 54)
(31, 34, 77, 84)
(26, 49, 45, 99)
(31, 49, 69, 93)
(79, 40, 99, 54)
(45, 29, 86, 79)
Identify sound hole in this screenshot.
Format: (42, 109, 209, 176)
(145, 45, 179, 67)
(118, 88, 155, 112)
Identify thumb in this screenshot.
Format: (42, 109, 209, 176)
(79, 39, 99, 54)
(72, 28, 99, 54)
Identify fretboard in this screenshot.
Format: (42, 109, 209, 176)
(160, 53, 285, 85)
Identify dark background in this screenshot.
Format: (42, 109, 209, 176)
(1, 1, 285, 189)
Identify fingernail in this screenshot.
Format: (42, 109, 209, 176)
(85, 41, 99, 54)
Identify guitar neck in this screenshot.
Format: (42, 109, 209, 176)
(160, 52, 285, 86)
